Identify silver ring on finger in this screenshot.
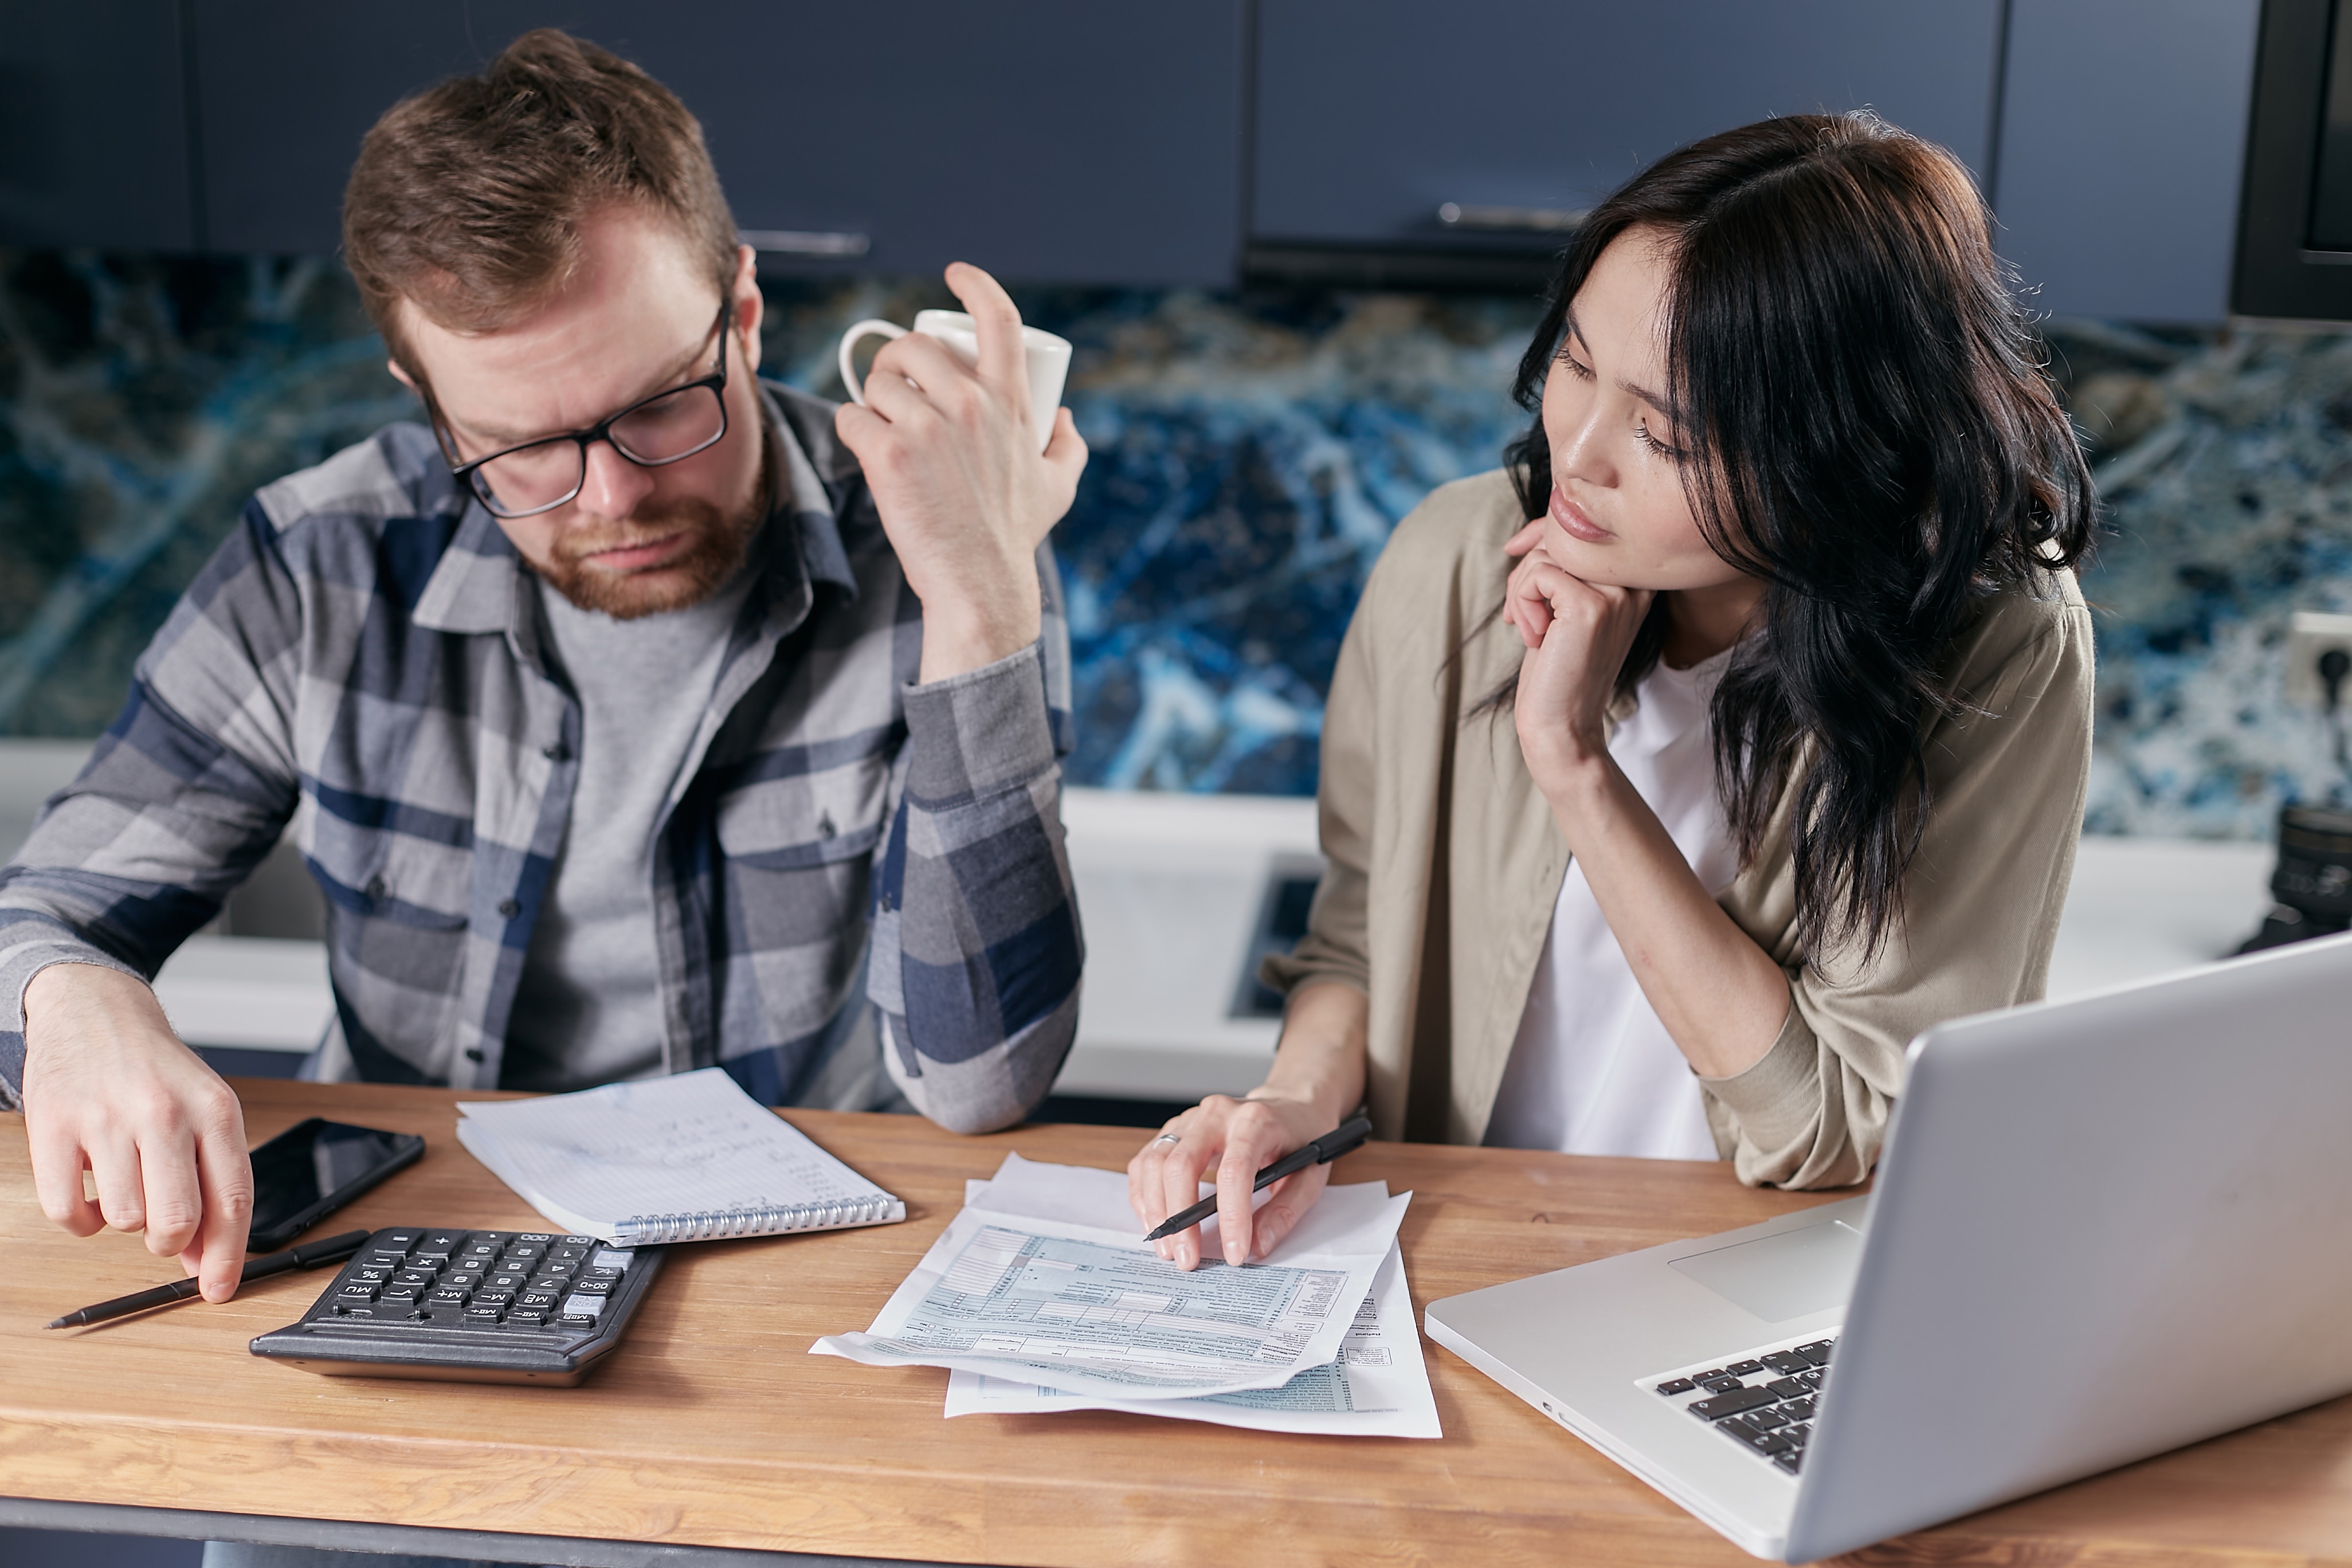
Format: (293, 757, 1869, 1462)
(1152, 1132, 1181, 1147)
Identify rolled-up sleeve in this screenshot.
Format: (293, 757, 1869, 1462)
(869, 599, 1082, 1134)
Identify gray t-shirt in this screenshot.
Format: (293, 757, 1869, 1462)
(500, 565, 756, 1091)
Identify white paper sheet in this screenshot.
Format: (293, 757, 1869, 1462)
(809, 1154, 1409, 1402)
(944, 1237, 1441, 1437)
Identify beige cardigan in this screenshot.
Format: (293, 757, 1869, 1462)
(1264, 470, 2095, 1188)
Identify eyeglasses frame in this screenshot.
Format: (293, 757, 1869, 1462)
(430, 297, 736, 520)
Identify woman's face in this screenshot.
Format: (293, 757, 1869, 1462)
(1538, 229, 1752, 595)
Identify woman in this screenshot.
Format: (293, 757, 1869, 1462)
(1131, 113, 2096, 1269)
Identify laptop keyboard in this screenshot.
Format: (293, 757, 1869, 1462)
(1644, 1334, 1836, 1476)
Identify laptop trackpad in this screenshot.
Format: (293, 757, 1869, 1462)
(1669, 1220, 1864, 1322)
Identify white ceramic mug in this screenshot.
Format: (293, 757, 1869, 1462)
(837, 309, 1072, 454)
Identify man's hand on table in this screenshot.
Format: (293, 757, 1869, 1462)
(22, 962, 252, 1299)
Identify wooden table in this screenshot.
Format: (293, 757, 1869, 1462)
(5, 1081, 2350, 1567)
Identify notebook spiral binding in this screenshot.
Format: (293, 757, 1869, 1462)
(613, 1194, 904, 1246)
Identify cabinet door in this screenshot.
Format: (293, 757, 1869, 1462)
(0, 0, 194, 249)
(190, 1, 1244, 285)
(1253, 0, 2004, 249)
(1990, 0, 2260, 323)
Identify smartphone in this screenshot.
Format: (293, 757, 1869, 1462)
(247, 1118, 426, 1251)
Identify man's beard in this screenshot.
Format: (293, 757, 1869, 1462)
(534, 497, 759, 620)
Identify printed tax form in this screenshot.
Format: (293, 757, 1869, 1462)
(811, 1154, 1414, 1406)
(942, 1160, 1440, 1437)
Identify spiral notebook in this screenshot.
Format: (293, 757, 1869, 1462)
(455, 1068, 905, 1245)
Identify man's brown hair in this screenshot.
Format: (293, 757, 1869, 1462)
(343, 28, 738, 376)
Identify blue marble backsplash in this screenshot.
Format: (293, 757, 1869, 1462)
(2, 250, 2349, 837)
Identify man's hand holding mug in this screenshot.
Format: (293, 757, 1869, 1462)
(833, 262, 1084, 684)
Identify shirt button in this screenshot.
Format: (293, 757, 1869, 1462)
(497, 898, 520, 918)
(365, 876, 386, 900)
(542, 743, 570, 762)
(464, 1048, 485, 1064)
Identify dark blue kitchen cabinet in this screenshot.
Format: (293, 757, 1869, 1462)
(0, 0, 195, 249)
(1990, 0, 2260, 323)
(1251, 0, 2006, 268)
(188, 1, 1245, 285)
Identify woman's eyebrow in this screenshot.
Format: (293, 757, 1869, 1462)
(1618, 375, 1672, 412)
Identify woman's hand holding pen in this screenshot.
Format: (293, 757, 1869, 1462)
(1128, 981, 1368, 1270)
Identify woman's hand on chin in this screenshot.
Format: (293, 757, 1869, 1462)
(1127, 1091, 1334, 1271)
(1505, 539, 1653, 797)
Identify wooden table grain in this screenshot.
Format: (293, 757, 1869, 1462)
(3, 1080, 2349, 1567)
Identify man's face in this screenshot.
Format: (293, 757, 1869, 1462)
(394, 206, 768, 619)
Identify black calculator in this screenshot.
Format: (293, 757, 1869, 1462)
(249, 1226, 665, 1386)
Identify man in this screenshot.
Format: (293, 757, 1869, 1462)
(0, 29, 1087, 1306)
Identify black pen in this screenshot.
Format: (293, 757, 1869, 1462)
(44, 1229, 373, 1330)
(1142, 1113, 1376, 1244)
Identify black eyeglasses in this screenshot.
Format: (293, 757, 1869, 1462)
(434, 299, 734, 519)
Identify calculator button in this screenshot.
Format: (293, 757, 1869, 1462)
(422, 1230, 466, 1251)
(464, 1306, 503, 1323)
(590, 1249, 635, 1272)
(444, 1271, 483, 1289)
(569, 1280, 614, 1298)
(351, 1267, 391, 1284)
(363, 1251, 407, 1269)
(504, 1244, 544, 1261)
(379, 1285, 422, 1305)
(392, 1270, 436, 1288)
(562, 1236, 595, 1245)
(428, 1288, 470, 1307)
(336, 1283, 380, 1301)
(517, 1291, 560, 1310)
(378, 1230, 422, 1249)
(560, 1294, 607, 1318)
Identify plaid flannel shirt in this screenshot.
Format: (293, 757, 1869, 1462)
(0, 384, 1083, 1134)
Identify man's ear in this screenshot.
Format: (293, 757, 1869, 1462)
(732, 243, 764, 374)
(386, 358, 418, 393)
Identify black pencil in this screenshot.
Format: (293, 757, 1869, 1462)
(1142, 1113, 1375, 1244)
(45, 1229, 373, 1329)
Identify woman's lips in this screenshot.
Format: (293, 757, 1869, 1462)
(1549, 487, 1614, 544)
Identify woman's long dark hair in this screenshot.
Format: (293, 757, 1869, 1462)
(1498, 112, 2094, 961)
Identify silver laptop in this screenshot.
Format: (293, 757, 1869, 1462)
(1424, 929, 2352, 1561)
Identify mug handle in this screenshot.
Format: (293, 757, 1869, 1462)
(837, 319, 908, 406)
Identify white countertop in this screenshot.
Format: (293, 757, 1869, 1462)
(107, 793, 2293, 1101)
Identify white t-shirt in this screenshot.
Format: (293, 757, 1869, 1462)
(1483, 648, 1739, 1160)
